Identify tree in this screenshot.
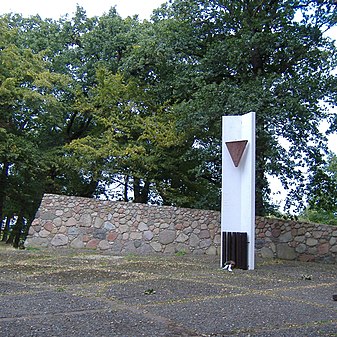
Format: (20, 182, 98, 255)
(5, 8, 150, 199)
(0, 17, 68, 244)
(124, 0, 337, 214)
(65, 67, 186, 204)
(2, 10, 106, 198)
(301, 153, 337, 224)
(2, 0, 337, 229)
(11, 7, 201, 206)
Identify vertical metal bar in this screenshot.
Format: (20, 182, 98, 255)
(239, 233, 243, 268)
(238, 232, 248, 270)
(235, 232, 240, 268)
(230, 232, 234, 262)
(222, 232, 226, 267)
(226, 232, 229, 262)
(222, 231, 249, 270)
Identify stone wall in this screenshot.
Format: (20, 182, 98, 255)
(25, 194, 337, 263)
(25, 194, 221, 255)
(255, 216, 337, 263)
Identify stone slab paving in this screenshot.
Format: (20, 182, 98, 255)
(146, 295, 336, 336)
(0, 244, 336, 336)
(105, 278, 240, 306)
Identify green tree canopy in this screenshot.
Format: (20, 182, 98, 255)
(1, 1, 337, 248)
(0, 17, 70, 245)
(300, 153, 337, 225)
(127, 0, 337, 214)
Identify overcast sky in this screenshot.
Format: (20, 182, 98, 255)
(0, 0, 165, 20)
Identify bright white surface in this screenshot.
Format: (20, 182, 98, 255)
(222, 112, 256, 270)
(0, 0, 165, 20)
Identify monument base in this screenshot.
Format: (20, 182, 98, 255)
(221, 231, 248, 270)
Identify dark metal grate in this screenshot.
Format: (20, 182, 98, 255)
(222, 232, 248, 270)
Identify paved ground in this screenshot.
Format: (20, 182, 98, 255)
(0, 243, 336, 336)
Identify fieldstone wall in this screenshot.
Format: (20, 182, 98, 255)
(255, 216, 337, 263)
(25, 194, 337, 263)
(25, 194, 221, 255)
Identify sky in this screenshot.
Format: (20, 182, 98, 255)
(0, 0, 166, 20)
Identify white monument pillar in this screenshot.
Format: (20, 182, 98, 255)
(221, 112, 255, 270)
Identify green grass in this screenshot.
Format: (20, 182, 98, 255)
(175, 250, 186, 256)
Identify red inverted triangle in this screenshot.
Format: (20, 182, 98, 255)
(225, 140, 248, 167)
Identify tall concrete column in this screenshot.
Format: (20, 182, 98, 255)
(221, 112, 256, 270)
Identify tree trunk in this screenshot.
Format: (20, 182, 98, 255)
(13, 213, 25, 248)
(0, 162, 9, 227)
(7, 212, 24, 248)
(124, 175, 129, 202)
(1, 216, 11, 242)
(133, 178, 150, 203)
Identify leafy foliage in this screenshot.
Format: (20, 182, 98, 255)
(146, 0, 337, 214)
(0, 18, 69, 246)
(1, 1, 337, 246)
